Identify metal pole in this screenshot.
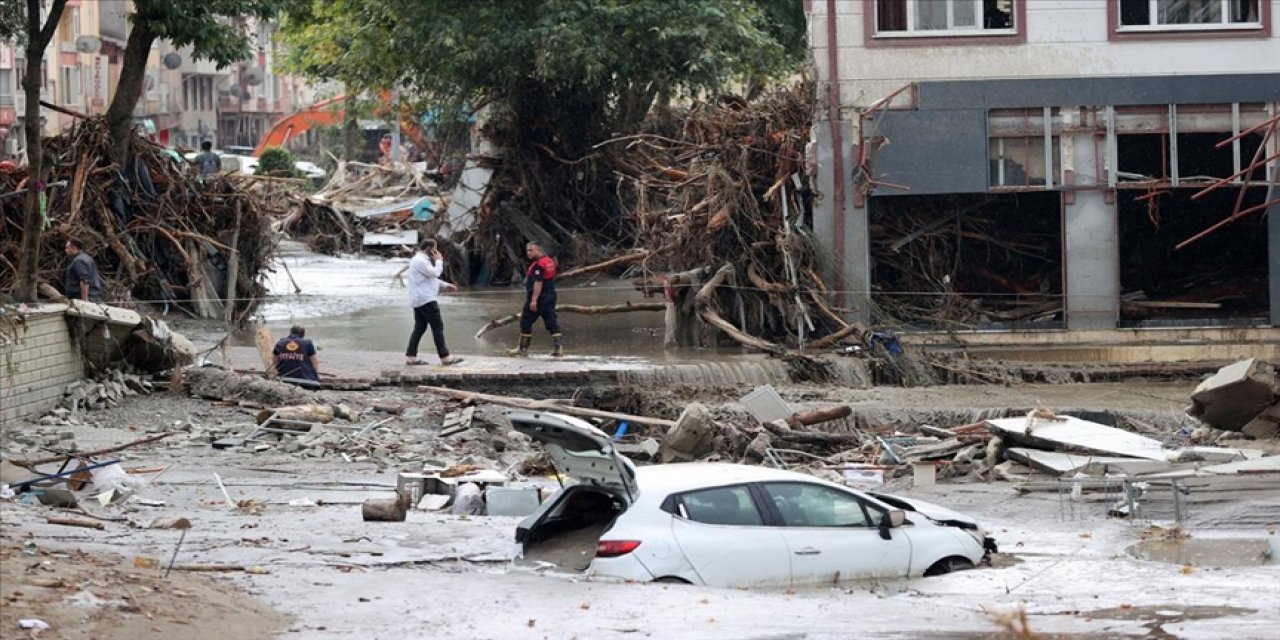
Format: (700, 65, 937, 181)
(391, 86, 402, 166)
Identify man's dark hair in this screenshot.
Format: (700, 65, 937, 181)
(201, 141, 213, 151)
(420, 238, 437, 252)
(290, 325, 306, 337)
(67, 238, 85, 251)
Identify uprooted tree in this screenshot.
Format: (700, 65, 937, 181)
(279, 0, 806, 280)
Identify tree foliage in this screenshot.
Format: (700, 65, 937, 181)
(0, 0, 25, 47)
(107, 0, 288, 165)
(279, 0, 807, 281)
(257, 146, 300, 177)
(280, 0, 805, 128)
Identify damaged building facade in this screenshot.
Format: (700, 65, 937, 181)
(807, 0, 1280, 353)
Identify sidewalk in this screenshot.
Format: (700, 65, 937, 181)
(209, 346, 654, 386)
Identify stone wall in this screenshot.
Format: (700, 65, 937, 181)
(0, 306, 84, 425)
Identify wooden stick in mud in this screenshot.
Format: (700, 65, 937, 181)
(12, 432, 178, 468)
(46, 515, 105, 530)
(473, 302, 666, 339)
(417, 386, 677, 428)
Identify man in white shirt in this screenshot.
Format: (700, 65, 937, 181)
(405, 239, 464, 366)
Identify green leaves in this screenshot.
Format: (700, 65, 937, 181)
(279, 0, 804, 127)
(131, 0, 290, 67)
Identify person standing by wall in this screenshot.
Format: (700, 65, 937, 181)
(405, 238, 465, 366)
(509, 241, 564, 357)
(63, 238, 103, 302)
(272, 325, 321, 384)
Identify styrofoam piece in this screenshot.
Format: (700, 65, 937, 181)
(739, 385, 792, 424)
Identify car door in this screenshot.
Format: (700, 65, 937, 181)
(667, 484, 792, 588)
(757, 481, 913, 586)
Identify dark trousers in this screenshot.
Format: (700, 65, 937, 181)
(406, 301, 449, 358)
(519, 293, 560, 334)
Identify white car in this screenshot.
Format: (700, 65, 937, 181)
(294, 161, 327, 181)
(510, 410, 996, 588)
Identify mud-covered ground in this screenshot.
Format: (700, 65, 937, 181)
(4, 378, 1279, 639)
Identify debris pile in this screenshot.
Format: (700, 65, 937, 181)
(869, 196, 1063, 328)
(0, 117, 275, 320)
(56, 370, 155, 416)
(606, 81, 861, 353)
(281, 162, 445, 254)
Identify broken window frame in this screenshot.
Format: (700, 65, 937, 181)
(1106, 103, 1275, 188)
(1116, 0, 1264, 32)
(987, 108, 1062, 190)
(872, 0, 1018, 38)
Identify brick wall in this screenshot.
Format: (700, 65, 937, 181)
(0, 306, 85, 425)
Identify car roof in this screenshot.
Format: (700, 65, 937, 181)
(633, 462, 838, 496)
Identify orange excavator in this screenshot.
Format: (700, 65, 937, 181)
(251, 91, 427, 158)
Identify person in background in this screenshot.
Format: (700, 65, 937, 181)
(509, 241, 563, 357)
(405, 238, 465, 366)
(273, 325, 321, 383)
(193, 140, 221, 175)
(63, 238, 103, 302)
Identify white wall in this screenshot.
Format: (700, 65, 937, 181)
(810, 0, 1280, 109)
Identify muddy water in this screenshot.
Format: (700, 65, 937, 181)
(236, 243, 716, 359)
(1127, 538, 1278, 567)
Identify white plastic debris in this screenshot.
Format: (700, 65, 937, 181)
(19, 618, 50, 630)
(288, 498, 318, 507)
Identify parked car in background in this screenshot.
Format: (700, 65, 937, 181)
(510, 411, 996, 588)
(294, 160, 327, 183)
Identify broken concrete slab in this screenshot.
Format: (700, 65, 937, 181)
(1187, 358, 1279, 433)
(1172, 446, 1265, 464)
(985, 414, 1168, 461)
(1005, 447, 1175, 477)
(1142, 455, 1280, 479)
(658, 403, 716, 462)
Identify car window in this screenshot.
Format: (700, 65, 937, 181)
(677, 485, 763, 526)
(761, 482, 875, 528)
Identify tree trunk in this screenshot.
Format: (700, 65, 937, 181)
(14, 0, 67, 302)
(105, 20, 157, 169)
(343, 113, 359, 161)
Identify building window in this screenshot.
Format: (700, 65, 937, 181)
(988, 108, 1061, 188)
(61, 66, 80, 104)
(875, 0, 1016, 36)
(1117, 0, 1262, 31)
(0, 69, 12, 105)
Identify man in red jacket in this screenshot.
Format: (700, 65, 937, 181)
(509, 242, 563, 357)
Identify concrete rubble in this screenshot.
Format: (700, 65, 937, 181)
(1187, 357, 1280, 439)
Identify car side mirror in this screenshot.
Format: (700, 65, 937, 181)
(878, 509, 905, 540)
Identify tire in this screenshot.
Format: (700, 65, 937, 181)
(653, 576, 691, 585)
(923, 556, 975, 577)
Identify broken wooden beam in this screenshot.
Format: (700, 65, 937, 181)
(418, 386, 676, 428)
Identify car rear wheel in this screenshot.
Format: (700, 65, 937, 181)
(924, 556, 974, 577)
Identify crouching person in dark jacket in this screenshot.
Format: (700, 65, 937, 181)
(273, 325, 321, 388)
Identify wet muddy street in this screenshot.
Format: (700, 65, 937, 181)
(232, 243, 702, 360)
(7, 247, 1280, 639)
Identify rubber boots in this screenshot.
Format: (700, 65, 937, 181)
(550, 334, 564, 358)
(507, 334, 532, 357)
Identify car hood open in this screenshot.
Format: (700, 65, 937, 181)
(506, 410, 638, 499)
